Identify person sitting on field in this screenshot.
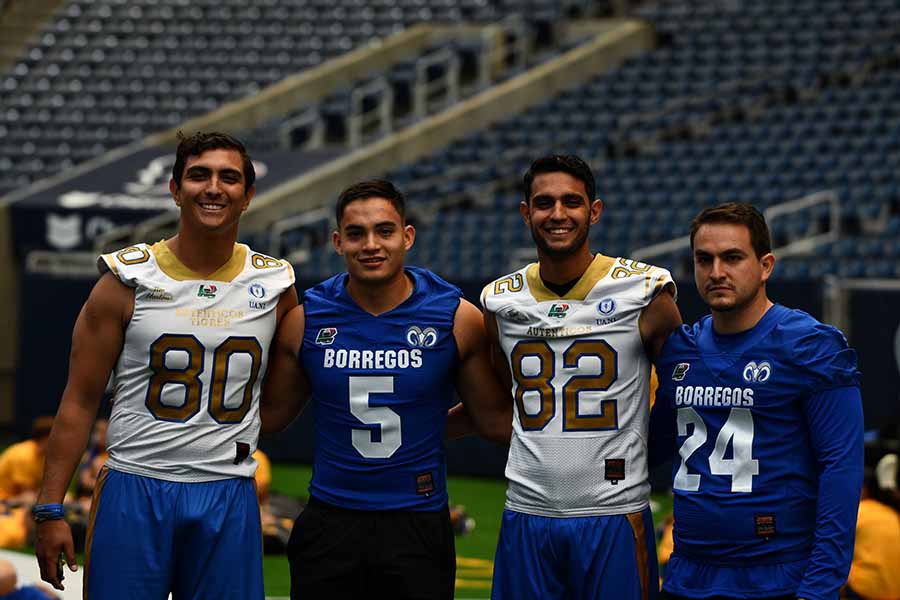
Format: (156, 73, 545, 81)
(844, 453, 900, 600)
(0, 418, 53, 505)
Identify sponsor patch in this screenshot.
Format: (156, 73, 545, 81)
(672, 363, 690, 381)
(547, 303, 570, 318)
(146, 287, 173, 301)
(315, 327, 338, 345)
(754, 514, 776, 538)
(197, 284, 217, 299)
(415, 472, 435, 495)
(605, 458, 626, 485)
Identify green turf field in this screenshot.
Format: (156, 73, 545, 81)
(267, 463, 673, 599)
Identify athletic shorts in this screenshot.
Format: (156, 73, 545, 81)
(288, 496, 455, 600)
(492, 507, 658, 600)
(84, 467, 263, 600)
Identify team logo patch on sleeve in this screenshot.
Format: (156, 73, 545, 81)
(406, 326, 438, 348)
(315, 328, 338, 345)
(672, 363, 690, 381)
(742, 361, 772, 383)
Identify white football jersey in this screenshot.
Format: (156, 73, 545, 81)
(98, 241, 294, 482)
(482, 254, 675, 517)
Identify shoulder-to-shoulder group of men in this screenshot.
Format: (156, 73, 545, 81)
(31, 132, 864, 600)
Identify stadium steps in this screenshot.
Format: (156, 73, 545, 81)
(0, 0, 67, 71)
(238, 19, 654, 236)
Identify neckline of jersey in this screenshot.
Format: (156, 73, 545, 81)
(337, 268, 421, 317)
(151, 240, 247, 282)
(524, 254, 615, 303)
(704, 303, 786, 347)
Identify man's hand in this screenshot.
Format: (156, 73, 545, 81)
(34, 519, 77, 590)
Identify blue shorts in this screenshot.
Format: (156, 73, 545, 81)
(84, 467, 264, 600)
(492, 507, 659, 600)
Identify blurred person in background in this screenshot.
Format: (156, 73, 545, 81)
(844, 453, 900, 600)
(0, 418, 53, 505)
(0, 558, 57, 599)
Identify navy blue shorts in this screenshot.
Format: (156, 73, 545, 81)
(84, 467, 263, 600)
(492, 507, 659, 600)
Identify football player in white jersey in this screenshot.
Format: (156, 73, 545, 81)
(33, 132, 298, 599)
(482, 155, 681, 599)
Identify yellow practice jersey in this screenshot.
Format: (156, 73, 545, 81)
(482, 255, 675, 517)
(0, 440, 43, 500)
(848, 499, 900, 600)
(98, 241, 294, 482)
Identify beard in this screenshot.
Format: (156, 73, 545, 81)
(530, 223, 590, 258)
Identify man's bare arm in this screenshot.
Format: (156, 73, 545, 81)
(639, 286, 682, 363)
(449, 300, 512, 443)
(35, 273, 132, 589)
(260, 304, 310, 434)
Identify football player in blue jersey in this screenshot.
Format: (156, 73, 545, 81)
(650, 203, 864, 600)
(261, 179, 512, 600)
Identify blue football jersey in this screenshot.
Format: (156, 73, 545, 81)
(301, 267, 461, 511)
(654, 304, 861, 567)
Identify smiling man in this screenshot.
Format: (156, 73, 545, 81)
(650, 203, 864, 600)
(481, 154, 681, 600)
(33, 132, 297, 599)
(260, 179, 511, 599)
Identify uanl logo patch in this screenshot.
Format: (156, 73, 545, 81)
(315, 328, 338, 345)
(672, 363, 690, 381)
(547, 303, 570, 318)
(597, 298, 616, 315)
(197, 284, 217, 299)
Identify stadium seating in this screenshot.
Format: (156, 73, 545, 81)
(0, 0, 595, 197)
(282, 0, 900, 281)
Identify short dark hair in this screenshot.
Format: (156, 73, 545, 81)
(335, 179, 406, 225)
(171, 131, 255, 190)
(523, 154, 596, 204)
(690, 202, 772, 258)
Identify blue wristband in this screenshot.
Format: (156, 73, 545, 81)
(32, 503, 65, 523)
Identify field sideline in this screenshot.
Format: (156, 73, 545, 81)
(6, 462, 671, 599)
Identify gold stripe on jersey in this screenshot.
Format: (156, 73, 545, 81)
(83, 466, 109, 599)
(626, 511, 650, 600)
(150, 240, 247, 282)
(524, 254, 616, 302)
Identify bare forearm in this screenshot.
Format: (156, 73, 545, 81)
(445, 402, 476, 440)
(37, 396, 98, 504)
(260, 394, 304, 433)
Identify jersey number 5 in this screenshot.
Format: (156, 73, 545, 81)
(674, 407, 759, 493)
(146, 334, 262, 423)
(348, 376, 401, 459)
(510, 339, 618, 431)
